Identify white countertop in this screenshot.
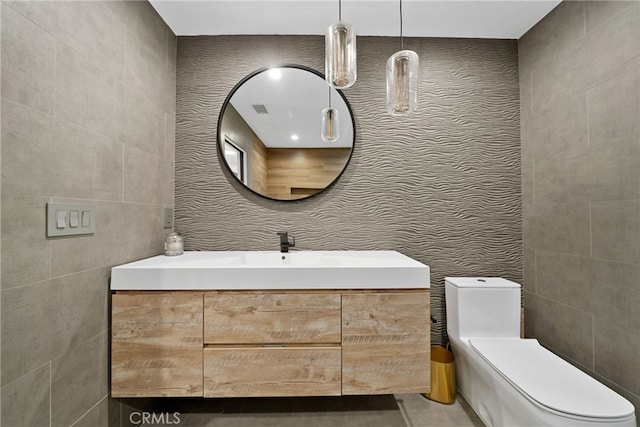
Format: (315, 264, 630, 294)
(110, 250, 430, 291)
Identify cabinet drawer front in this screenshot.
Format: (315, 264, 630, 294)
(204, 347, 341, 397)
(204, 293, 341, 344)
(342, 292, 430, 395)
(342, 342, 430, 394)
(112, 292, 203, 397)
(342, 292, 430, 339)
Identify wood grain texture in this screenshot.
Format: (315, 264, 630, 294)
(175, 35, 522, 346)
(111, 292, 204, 397)
(204, 292, 341, 344)
(251, 135, 268, 193)
(204, 346, 341, 397)
(266, 148, 352, 199)
(342, 292, 430, 394)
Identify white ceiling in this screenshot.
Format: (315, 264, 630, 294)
(150, 0, 560, 39)
(228, 67, 353, 148)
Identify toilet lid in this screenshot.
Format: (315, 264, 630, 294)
(445, 277, 521, 288)
(470, 338, 635, 420)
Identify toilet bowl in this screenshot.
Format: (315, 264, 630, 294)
(445, 277, 636, 427)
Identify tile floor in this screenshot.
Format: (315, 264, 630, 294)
(120, 393, 484, 427)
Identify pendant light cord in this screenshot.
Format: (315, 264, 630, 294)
(328, 87, 332, 108)
(339, 0, 342, 21)
(400, 0, 404, 50)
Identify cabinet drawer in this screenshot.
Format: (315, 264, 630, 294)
(204, 293, 341, 344)
(342, 292, 430, 394)
(204, 346, 342, 397)
(342, 342, 430, 394)
(111, 292, 203, 397)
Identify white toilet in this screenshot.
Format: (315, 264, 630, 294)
(445, 277, 637, 427)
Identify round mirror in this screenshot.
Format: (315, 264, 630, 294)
(217, 65, 355, 201)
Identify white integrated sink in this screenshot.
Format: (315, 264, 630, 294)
(110, 250, 430, 290)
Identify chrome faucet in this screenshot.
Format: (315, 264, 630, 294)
(276, 232, 295, 253)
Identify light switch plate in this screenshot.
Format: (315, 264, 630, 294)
(47, 203, 96, 237)
(164, 208, 173, 228)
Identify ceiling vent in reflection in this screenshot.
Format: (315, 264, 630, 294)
(252, 104, 269, 114)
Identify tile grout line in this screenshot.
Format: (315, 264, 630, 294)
(6, 265, 108, 293)
(591, 314, 595, 371)
(582, 2, 586, 40)
(51, 12, 57, 290)
(122, 143, 125, 203)
(0, 360, 51, 391)
(121, 20, 128, 208)
(526, 248, 640, 267)
(548, 344, 640, 400)
(588, 202, 593, 259)
(534, 293, 591, 317)
(585, 87, 590, 149)
(69, 393, 110, 427)
(47, 195, 168, 207)
(531, 158, 535, 206)
(49, 361, 52, 427)
(53, 20, 57, 121)
(533, 248, 537, 295)
(529, 70, 535, 208)
(395, 397, 414, 427)
(2, 324, 110, 395)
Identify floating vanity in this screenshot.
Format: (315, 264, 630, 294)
(110, 251, 431, 398)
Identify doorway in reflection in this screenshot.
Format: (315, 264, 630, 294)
(223, 138, 247, 185)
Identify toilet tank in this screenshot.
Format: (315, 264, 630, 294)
(445, 277, 521, 339)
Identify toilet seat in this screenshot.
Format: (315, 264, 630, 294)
(469, 338, 635, 422)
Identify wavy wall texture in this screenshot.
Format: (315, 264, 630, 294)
(176, 35, 521, 345)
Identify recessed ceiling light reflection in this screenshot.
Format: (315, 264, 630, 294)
(268, 68, 282, 80)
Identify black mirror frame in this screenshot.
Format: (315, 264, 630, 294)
(216, 64, 356, 202)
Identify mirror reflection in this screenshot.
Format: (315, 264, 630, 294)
(218, 65, 355, 201)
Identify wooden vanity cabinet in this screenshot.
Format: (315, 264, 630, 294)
(111, 289, 430, 398)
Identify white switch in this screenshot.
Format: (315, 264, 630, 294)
(69, 210, 79, 228)
(81, 210, 91, 227)
(56, 210, 66, 229)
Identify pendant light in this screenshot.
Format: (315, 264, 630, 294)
(386, 0, 419, 115)
(325, 0, 356, 89)
(321, 88, 339, 143)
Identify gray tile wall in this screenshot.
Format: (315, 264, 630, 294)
(0, 1, 176, 425)
(520, 0, 640, 415)
(175, 36, 522, 345)
(1, 5, 3, 422)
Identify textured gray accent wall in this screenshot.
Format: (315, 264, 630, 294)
(176, 35, 521, 345)
(520, 0, 640, 415)
(0, 2, 175, 425)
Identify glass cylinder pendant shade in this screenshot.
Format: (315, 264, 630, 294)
(325, 21, 356, 89)
(386, 49, 419, 115)
(321, 107, 339, 142)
